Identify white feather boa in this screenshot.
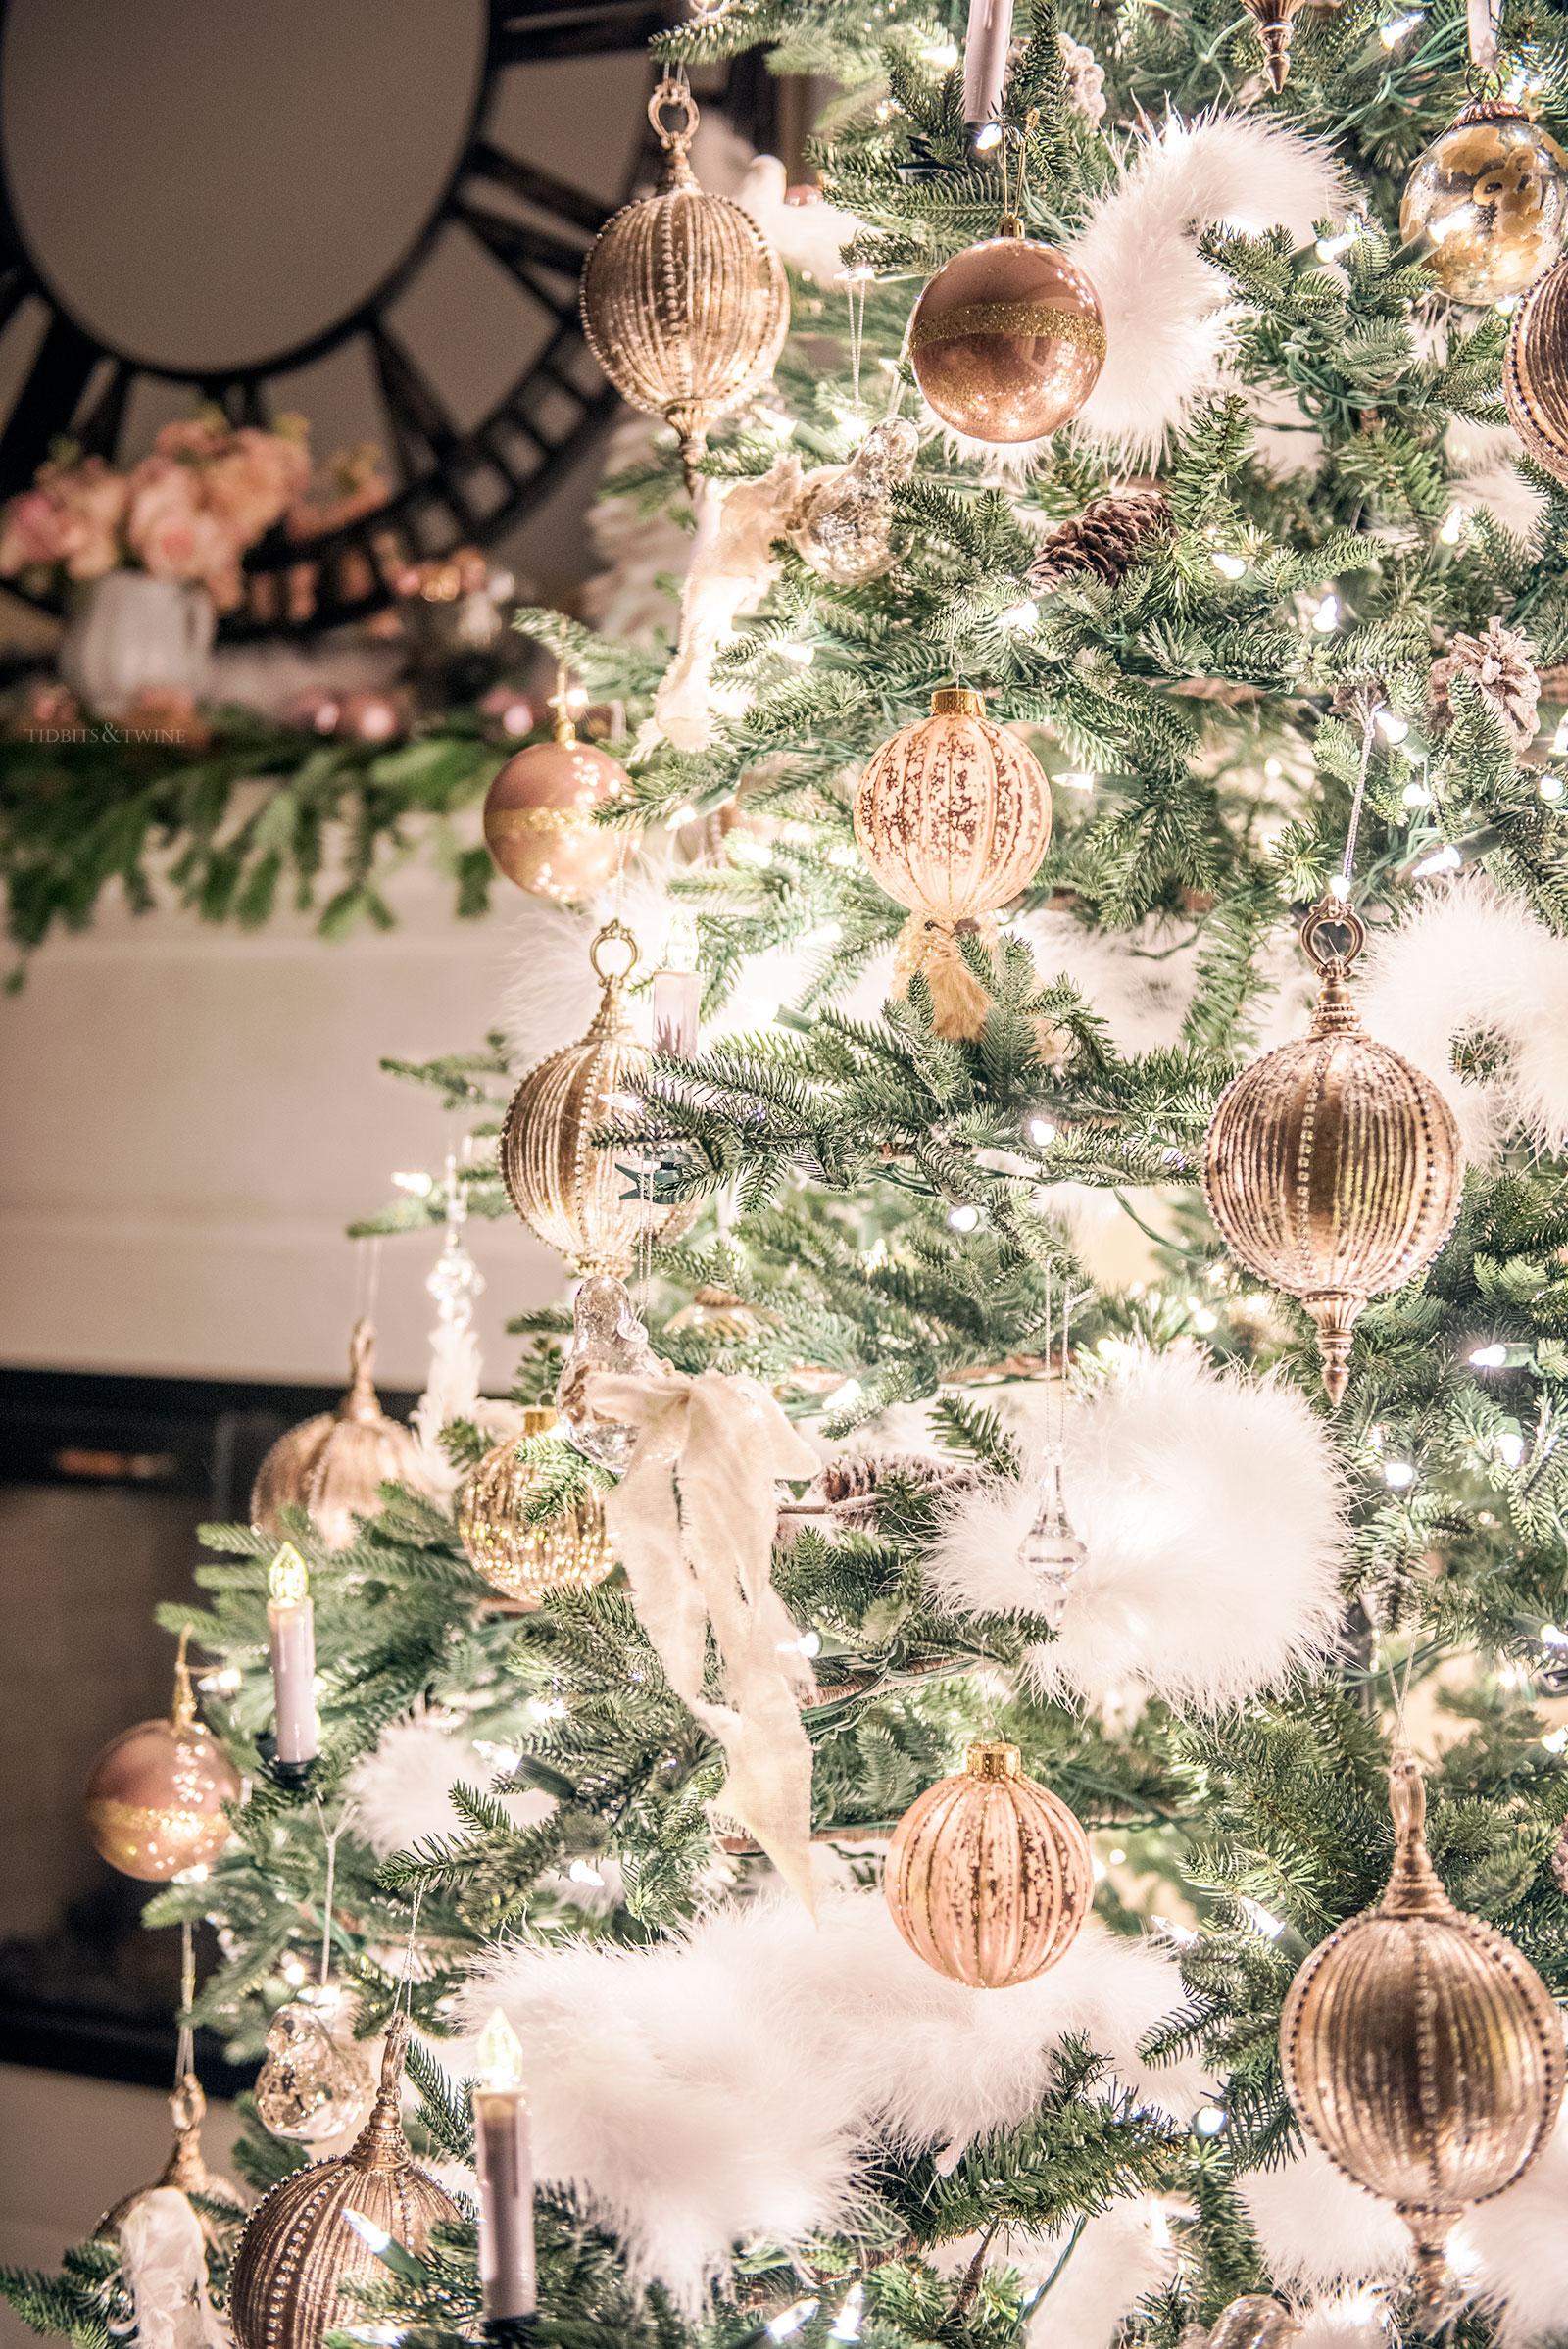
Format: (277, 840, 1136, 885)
(457, 1887, 1207, 2312)
(925, 1349, 1345, 1711)
(1356, 879, 1568, 1162)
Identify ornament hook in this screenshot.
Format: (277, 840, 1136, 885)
(589, 917, 640, 989)
(1299, 893, 1367, 976)
(649, 77, 700, 185)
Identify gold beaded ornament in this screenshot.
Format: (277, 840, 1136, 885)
(228, 2017, 460, 2349)
(1506, 249, 1568, 488)
(1281, 1757, 1564, 2312)
(1202, 896, 1462, 1406)
(854, 687, 1054, 1039)
(579, 80, 789, 489)
(884, 1739, 1093, 1988)
(500, 920, 698, 1278)
(458, 1404, 613, 1606)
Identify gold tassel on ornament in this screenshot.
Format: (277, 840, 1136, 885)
(893, 910, 999, 1040)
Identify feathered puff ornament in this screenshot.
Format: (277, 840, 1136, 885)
(1356, 878, 1568, 1162)
(459, 1886, 1207, 2314)
(924, 1349, 1345, 1712)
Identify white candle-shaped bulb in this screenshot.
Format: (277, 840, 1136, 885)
(651, 911, 703, 1058)
(963, 0, 1014, 125)
(473, 2007, 535, 2320)
(267, 1542, 318, 1765)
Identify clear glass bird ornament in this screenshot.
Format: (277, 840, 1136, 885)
(254, 1982, 374, 2144)
(555, 1272, 661, 1471)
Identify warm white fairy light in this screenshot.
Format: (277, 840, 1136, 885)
(999, 598, 1039, 629)
(1059, 769, 1096, 791)
(831, 2282, 865, 2341)
(1497, 1430, 1525, 1468)
(568, 1859, 606, 1885)
(1029, 1116, 1056, 1146)
(1438, 506, 1464, 545)
(1543, 1725, 1568, 1754)
(1384, 1459, 1416, 1490)
(948, 1203, 981, 1230)
(1194, 2106, 1228, 2136)
(1542, 775, 1565, 802)
(1312, 592, 1340, 631)
(974, 120, 1003, 149)
(767, 2302, 819, 2341)
(779, 642, 815, 665)
(392, 1170, 433, 1196)
(1380, 9, 1422, 41)
(1210, 550, 1247, 579)
(921, 37, 958, 62)
(1240, 1897, 1287, 1939)
(1403, 779, 1434, 807)
(1374, 709, 1409, 743)
(1470, 1344, 1507, 1367)
(1411, 842, 1462, 877)
(664, 803, 696, 828)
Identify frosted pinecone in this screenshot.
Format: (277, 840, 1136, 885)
(1428, 617, 1541, 753)
(817, 1451, 978, 1525)
(1029, 488, 1172, 594)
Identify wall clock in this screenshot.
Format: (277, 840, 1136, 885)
(0, 0, 665, 632)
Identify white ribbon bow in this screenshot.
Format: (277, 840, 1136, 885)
(586, 1366, 822, 1912)
(118, 2190, 228, 2349)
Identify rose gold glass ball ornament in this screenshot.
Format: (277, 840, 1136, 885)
(1202, 898, 1462, 1407)
(85, 1629, 241, 1882)
(228, 2018, 461, 2349)
(910, 226, 1104, 443)
(500, 920, 699, 1277)
(250, 1317, 436, 1550)
(1505, 252, 1568, 487)
(1401, 101, 1568, 306)
(884, 1739, 1093, 1987)
(1281, 1757, 1564, 2313)
(98, 2071, 246, 2247)
(458, 1405, 613, 1606)
(482, 710, 633, 903)
(580, 80, 789, 488)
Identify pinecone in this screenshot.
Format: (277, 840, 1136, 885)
(1028, 489, 1171, 595)
(816, 1450, 978, 1525)
(1553, 1819, 1568, 1898)
(1428, 618, 1541, 753)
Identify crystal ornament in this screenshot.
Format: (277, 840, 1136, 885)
(254, 1984, 374, 2144)
(1015, 1446, 1087, 1627)
(555, 1273, 663, 1471)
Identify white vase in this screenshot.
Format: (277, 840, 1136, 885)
(58, 571, 216, 714)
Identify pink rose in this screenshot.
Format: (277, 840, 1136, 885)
(154, 416, 228, 462)
(204, 429, 310, 540)
(125, 453, 236, 591)
(0, 484, 69, 572)
(54, 455, 130, 579)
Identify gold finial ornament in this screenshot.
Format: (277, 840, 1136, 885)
(84, 1629, 242, 1881)
(228, 2016, 461, 2349)
(579, 80, 789, 488)
(1201, 897, 1462, 1405)
(500, 921, 699, 1276)
(1280, 1758, 1564, 2311)
(854, 688, 1054, 1039)
(884, 1740, 1093, 1987)
(250, 1318, 436, 1549)
(458, 1405, 613, 1606)
(1240, 0, 1303, 89)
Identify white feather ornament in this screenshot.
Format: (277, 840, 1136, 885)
(734, 156, 863, 284)
(345, 1715, 554, 1859)
(1356, 879, 1568, 1161)
(1021, 908, 1200, 1054)
(1238, 2139, 1409, 2297)
(1064, 113, 1348, 465)
(1291, 2291, 1396, 2349)
(1015, 2197, 1182, 2343)
(653, 463, 805, 752)
(458, 1887, 1205, 2312)
(1458, 2104, 1568, 2346)
(926, 1349, 1344, 1711)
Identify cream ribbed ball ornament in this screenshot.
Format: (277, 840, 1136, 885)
(884, 1740, 1093, 1987)
(853, 687, 1053, 1039)
(579, 81, 789, 488)
(1281, 1757, 1564, 2312)
(500, 920, 698, 1277)
(1202, 898, 1462, 1406)
(250, 1318, 435, 1548)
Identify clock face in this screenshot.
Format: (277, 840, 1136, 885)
(0, 0, 661, 632)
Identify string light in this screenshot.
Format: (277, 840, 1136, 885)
(948, 1202, 981, 1231)
(1384, 1459, 1416, 1489)
(1373, 710, 1410, 743)
(1470, 1344, 1507, 1367)
(767, 2302, 819, 2341)
(1438, 506, 1464, 545)
(1194, 2106, 1228, 2136)
(1497, 1430, 1525, 1468)
(1316, 229, 1360, 260)
(1411, 842, 1462, 877)
(1210, 550, 1247, 579)
(1380, 9, 1423, 41)
(778, 642, 815, 665)
(392, 1170, 433, 1196)
(1541, 1624, 1568, 1647)
(1543, 1725, 1568, 1754)
(1312, 592, 1340, 631)
(1029, 1117, 1056, 1145)
(831, 2283, 865, 2341)
(1059, 769, 1096, 791)
(1542, 775, 1565, 802)
(1240, 1898, 1287, 1939)
(999, 597, 1039, 629)
(974, 121, 1004, 150)
(567, 1859, 606, 1885)
(1403, 780, 1434, 807)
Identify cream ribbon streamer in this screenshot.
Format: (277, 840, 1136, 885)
(586, 1366, 821, 1912)
(118, 2189, 229, 2349)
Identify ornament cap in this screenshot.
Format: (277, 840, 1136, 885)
(965, 1738, 1022, 1779)
(337, 1317, 385, 1426)
(520, 1404, 560, 1440)
(931, 686, 985, 718)
(345, 2014, 413, 2177)
(1382, 1754, 1455, 1920)
(649, 77, 700, 192)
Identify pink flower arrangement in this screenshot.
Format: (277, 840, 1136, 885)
(0, 412, 312, 611)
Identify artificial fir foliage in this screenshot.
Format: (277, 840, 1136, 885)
(20, 0, 1568, 2343)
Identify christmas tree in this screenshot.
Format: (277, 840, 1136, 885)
(16, 0, 1568, 2345)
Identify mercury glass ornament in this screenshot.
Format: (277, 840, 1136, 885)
(458, 1405, 613, 1604)
(1202, 898, 1462, 1406)
(254, 1984, 375, 2144)
(1401, 101, 1568, 306)
(500, 920, 699, 1277)
(884, 1739, 1093, 1987)
(555, 1273, 666, 1472)
(579, 81, 789, 486)
(1281, 1757, 1563, 2311)
(228, 2017, 460, 2349)
(1015, 1447, 1088, 1628)
(85, 1632, 240, 1881)
(1505, 251, 1568, 487)
(250, 1317, 435, 1549)
(910, 226, 1104, 443)
(789, 419, 919, 584)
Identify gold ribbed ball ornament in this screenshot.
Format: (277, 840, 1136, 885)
(251, 1318, 436, 1550)
(1401, 101, 1568, 305)
(1202, 898, 1462, 1406)
(884, 1740, 1093, 1988)
(910, 225, 1105, 444)
(458, 1405, 613, 1606)
(1281, 1757, 1564, 2310)
(97, 2072, 246, 2247)
(1505, 250, 1568, 487)
(84, 1630, 241, 1881)
(500, 920, 698, 1277)
(579, 81, 789, 487)
(228, 2018, 460, 2349)
(854, 686, 1053, 1039)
